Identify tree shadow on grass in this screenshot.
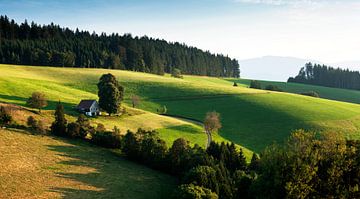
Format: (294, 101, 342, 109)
(160, 124, 202, 135)
(46, 138, 176, 199)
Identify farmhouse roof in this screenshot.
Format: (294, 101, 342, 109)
(77, 100, 97, 109)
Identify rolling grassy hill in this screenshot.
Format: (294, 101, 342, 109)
(0, 129, 176, 198)
(229, 78, 360, 105)
(1, 64, 360, 154)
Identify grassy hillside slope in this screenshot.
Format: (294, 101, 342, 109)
(229, 78, 360, 104)
(1, 64, 360, 153)
(0, 129, 176, 199)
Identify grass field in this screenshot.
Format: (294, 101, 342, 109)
(0, 129, 176, 199)
(1, 64, 360, 154)
(228, 78, 360, 104)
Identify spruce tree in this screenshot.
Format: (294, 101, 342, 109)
(51, 102, 67, 136)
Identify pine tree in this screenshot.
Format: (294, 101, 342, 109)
(51, 102, 67, 136)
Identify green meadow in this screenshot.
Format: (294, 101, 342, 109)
(1, 64, 360, 155)
(229, 78, 360, 104)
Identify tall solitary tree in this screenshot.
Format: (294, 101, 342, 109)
(26, 92, 47, 113)
(97, 73, 124, 115)
(51, 102, 67, 136)
(204, 111, 222, 148)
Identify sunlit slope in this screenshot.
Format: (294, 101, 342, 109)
(0, 64, 245, 156)
(1, 64, 360, 153)
(228, 78, 360, 104)
(0, 129, 176, 199)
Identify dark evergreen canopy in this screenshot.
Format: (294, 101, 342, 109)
(288, 62, 360, 90)
(0, 15, 240, 77)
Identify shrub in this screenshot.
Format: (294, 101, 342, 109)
(27, 116, 46, 134)
(27, 116, 37, 127)
(233, 82, 238, 87)
(158, 105, 167, 114)
(96, 123, 106, 133)
(249, 80, 261, 89)
(91, 130, 122, 148)
(76, 114, 94, 138)
(175, 184, 218, 199)
(67, 122, 80, 138)
(301, 91, 320, 98)
(265, 85, 283, 92)
(172, 68, 183, 78)
(0, 106, 12, 126)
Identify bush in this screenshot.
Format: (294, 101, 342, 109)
(0, 106, 12, 126)
(76, 114, 95, 138)
(265, 85, 283, 92)
(158, 105, 167, 114)
(27, 116, 37, 127)
(301, 91, 320, 98)
(233, 82, 238, 87)
(249, 80, 261, 89)
(172, 68, 183, 78)
(91, 130, 122, 148)
(67, 122, 80, 138)
(175, 184, 218, 199)
(27, 116, 46, 134)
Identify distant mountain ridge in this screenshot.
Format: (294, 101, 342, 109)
(239, 56, 322, 82)
(239, 56, 360, 82)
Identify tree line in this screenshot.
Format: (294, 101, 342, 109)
(0, 15, 240, 77)
(288, 62, 360, 90)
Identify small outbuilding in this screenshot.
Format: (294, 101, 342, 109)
(76, 100, 100, 116)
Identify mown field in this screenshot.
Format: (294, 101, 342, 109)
(1, 64, 360, 154)
(0, 129, 176, 199)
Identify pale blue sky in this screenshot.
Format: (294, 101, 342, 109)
(1, 0, 360, 63)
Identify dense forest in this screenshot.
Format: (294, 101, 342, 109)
(0, 15, 240, 77)
(288, 62, 360, 90)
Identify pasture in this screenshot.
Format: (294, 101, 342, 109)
(1, 64, 360, 154)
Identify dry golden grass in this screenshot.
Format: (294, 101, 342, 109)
(0, 129, 176, 199)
